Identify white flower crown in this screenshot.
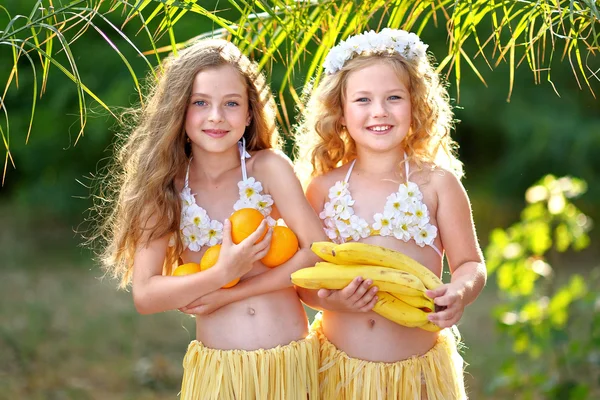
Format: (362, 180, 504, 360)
(323, 28, 428, 75)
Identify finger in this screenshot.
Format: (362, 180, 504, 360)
(339, 277, 364, 299)
(425, 285, 447, 299)
(433, 293, 458, 307)
(358, 294, 378, 312)
(245, 219, 268, 244)
(255, 242, 271, 260)
(221, 219, 233, 246)
(318, 288, 332, 298)
(427, 306, 456, 322)
(348, 279, 374, 303)
(353, 286, 379, 309)
(180, 307, 198, 315)
(254, 227, 273, 254)
(433, 317, 457, 329)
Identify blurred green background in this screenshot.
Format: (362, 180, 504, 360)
(1, 1, 599, 399)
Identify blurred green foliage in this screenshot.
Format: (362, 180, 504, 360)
(486, 175, 599, 399)
(1, 2, 599, 234)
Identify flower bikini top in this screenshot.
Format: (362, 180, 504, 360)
(172, 139, 274, 252)
(319, 155, 442, 257)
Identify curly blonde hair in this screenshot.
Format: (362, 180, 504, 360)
(295, 52, 462, 185)
(91, 39, 280, 288)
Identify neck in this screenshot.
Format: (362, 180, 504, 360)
(190, 143, 241, 183)
(354, 145, 406, 175)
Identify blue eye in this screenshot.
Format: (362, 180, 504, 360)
(193, 100, 206, 106)
(389, 95, 402, 100)
(355, 98, 369, 103)
(226, 101, 239, 107)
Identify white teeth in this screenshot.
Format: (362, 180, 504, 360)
(369, 125, 391, 132)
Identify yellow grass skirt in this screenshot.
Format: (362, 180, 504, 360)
(311, 314, 467, 400)
(179, 331, 319, 400)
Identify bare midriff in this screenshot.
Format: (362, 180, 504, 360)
(321, 235, 443, 362)
(194, 263, 309, 351)
(322, 311, 438, 362)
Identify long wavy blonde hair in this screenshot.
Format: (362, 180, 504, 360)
(92, 39, 280, 288)
(295, 52, 462, 185)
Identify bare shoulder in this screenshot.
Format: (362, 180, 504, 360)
(251, 148, 294, 173)
(306, 165, 348, 204)
(428, 166, 468, 202)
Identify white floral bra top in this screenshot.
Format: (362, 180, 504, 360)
(172, 139, 274, 252)
(319, 155, 442, 257)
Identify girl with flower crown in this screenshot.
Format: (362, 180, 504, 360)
(93, 39, 326, 399)
(295, 28, 487, 399)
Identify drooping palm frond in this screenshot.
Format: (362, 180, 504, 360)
(1, 0, 598, 183)
(442, 0, 600, 101)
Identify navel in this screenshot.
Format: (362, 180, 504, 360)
(368, 319, 376, 328)
(247, 307, 256, 316)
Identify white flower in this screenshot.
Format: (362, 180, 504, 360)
(372, 212, 394, 236)
(184, 204, 210, 229)
(413, 202, 430, 225)
(349, 214, 371, 240)
(255, 195, 274, 215)
(414, 224, 438, 247)
(180, 187, 195, 206)
(183, 226, 204, 252)
(334, 195, 355, 220)
(202, 220, 223, 247)
(323, 29, 428, 74)
(238, 177, 263, 203)
(399, 181, 423, 202)
(233, 198, 253, 211)
(384, 192, 409, 215)
(328, 181, 348, 200)
(392, 215, 412, 242)
(319, 201, 336, 219)
(335, 219, 352, 240)
(324, 226, 338, 241)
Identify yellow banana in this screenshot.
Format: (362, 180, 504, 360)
(310, 242, 339, 264)
(419, 321, 441, 332)
(292, 264, 426, 297)
(373, 292, 428, 327)
(389, 292, 434, 311)
(331, 242, 443, 290)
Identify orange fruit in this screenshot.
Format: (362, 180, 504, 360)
(172, 262, 202, 276)
(229, 208, 266, 244)
(200, 244, 239, 288)
(261, 226, 299, 268)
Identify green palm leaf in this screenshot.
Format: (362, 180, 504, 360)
(0, 0, 598, 182)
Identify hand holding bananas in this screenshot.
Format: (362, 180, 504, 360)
(291, 242, 444, 331)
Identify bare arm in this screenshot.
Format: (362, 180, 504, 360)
(132, 217, 270, 314)
(294, 176, 330, 310)
(223, 152, 328, 300)
(426, 170, 487, 327)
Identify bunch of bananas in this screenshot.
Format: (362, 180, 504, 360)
(291, 242, 443, 331)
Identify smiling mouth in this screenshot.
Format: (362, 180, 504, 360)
(367, 125, 393, 133)
(203, 129, 228, 137)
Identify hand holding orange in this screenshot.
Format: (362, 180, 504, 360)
(229, 208, 267, 244)
(200, 244, 240, 288)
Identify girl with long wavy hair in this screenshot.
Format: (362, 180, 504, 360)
(93, 39, 324, 399)
(295, 29, 487, 399)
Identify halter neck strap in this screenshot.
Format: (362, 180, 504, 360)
(344, 159, 357, 183)
(238, 137, 251, 181)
